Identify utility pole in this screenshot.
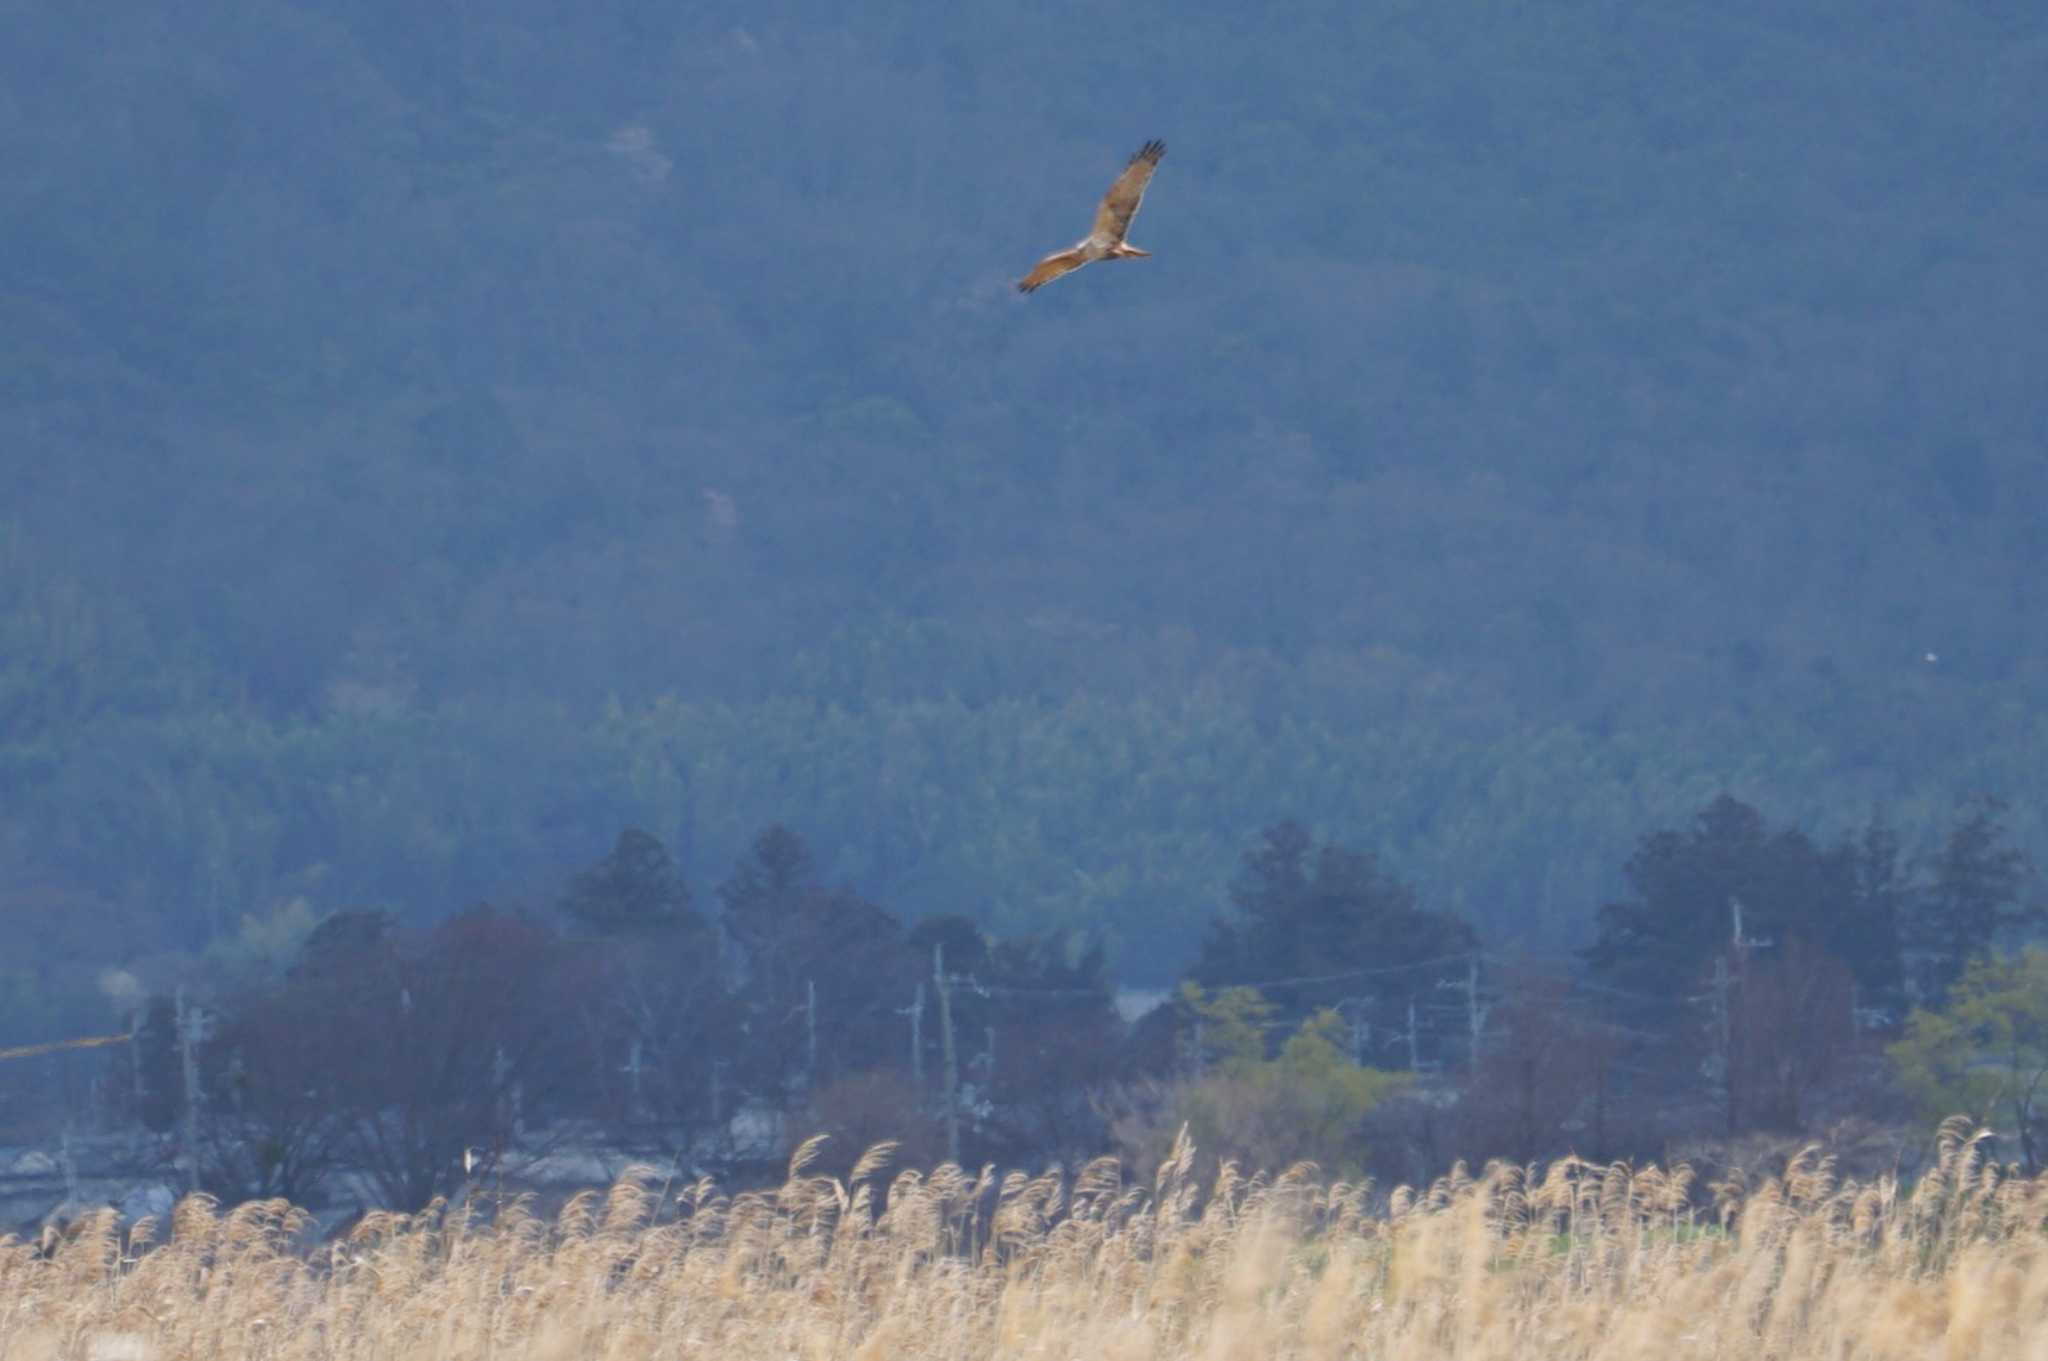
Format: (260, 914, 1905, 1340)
(900, 982, 925, 1086)
(1339, 996, 1371, 1066)
(494, 1045, 523, 1138)
(1711, 952, 1734, 1133)
(623, 1039, 645, 1121)
(1436, 963, 1487, 1071)
(805, 978, 818, 1091)
(1468, 959, 1482, 1069)
(1712, 954, 1732, 1063)
(1405, 998, 1420, 1073)
(175, 988, 205, 1192)
(934, 944, 959, 1164)
(129, 1005, 146, 1123)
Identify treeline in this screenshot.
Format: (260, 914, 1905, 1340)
(4, 0, 2046, 992)
(119, 824, 1125, 1209)
(8, 684, 2046, 1004)
(65, 793, 2048, 1210)
(6, 0, 2048, 1114)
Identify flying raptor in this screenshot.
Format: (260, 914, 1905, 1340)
(1017, 140, 1166, 294)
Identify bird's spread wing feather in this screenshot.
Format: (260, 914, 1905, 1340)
(1091, 139, 1164, 244)
(1017, 247, 1088, 293)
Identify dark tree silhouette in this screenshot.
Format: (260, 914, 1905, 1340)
(201, 985, 354, 1203)
(558, 929, 733, 1134)
(718, 826, 918, 1098)
(317, 907, 570, 1210)
(293, 909, 401, 988)
(1460, 965, 1616, 1165)
(1585, 796, 1901, 1026)
(1194, 822, 1477, 1064)
(1724, 938, 1856, 1134)
(1906, 796, 2040, 1004)
(130, 995, 182, 1135)
(559, 828, 698, 936)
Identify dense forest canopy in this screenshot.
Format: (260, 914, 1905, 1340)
(2, 0, 2044, 990)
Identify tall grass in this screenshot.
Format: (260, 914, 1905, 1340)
(3, 1119, 2043, 1360)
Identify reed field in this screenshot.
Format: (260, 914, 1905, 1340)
(3, 1120, 2043, 1361)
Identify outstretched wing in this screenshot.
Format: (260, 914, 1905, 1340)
(1091, 139, 1165, 244)
(1017, 247, 1088, 294)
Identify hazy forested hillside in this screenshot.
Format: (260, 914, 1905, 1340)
(3, 0, 2044, 985)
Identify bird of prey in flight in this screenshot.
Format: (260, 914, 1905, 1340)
(1017, 140, 1166, 294)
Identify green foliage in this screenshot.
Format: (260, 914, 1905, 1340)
(1168, 998, 1409, 1178)
(6, 688, 2041, 986)
(1889, 949, 2048, 1173)
(1179, 982, 1275, 1071)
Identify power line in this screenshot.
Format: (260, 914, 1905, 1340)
(1562, 977, 1672, 1004)
(1180, 952, 1482, 993)
(951, 952, 1482, 1002)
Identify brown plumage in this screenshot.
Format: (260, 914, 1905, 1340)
(1017, 140, 1166, 294)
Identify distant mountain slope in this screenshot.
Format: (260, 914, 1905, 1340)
(2, 0, 2043, 965)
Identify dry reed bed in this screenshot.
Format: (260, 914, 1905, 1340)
(3, 1120, 2044, 1360)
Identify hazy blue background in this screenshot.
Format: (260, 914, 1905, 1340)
(4, 0, 2044, 997)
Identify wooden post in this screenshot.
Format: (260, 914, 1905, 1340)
(129, 1006, 146, 1119)
(176, 988, 203, 1191)
(1712, 953, 1734, 1133)
(935, 944, 959, 1164)
(624, 1038, 644, 1120)
(1467, 959, 1482, 1071)
(910, 982, 925, 1086)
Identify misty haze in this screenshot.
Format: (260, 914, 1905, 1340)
(2, 2, 2046, 1354)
